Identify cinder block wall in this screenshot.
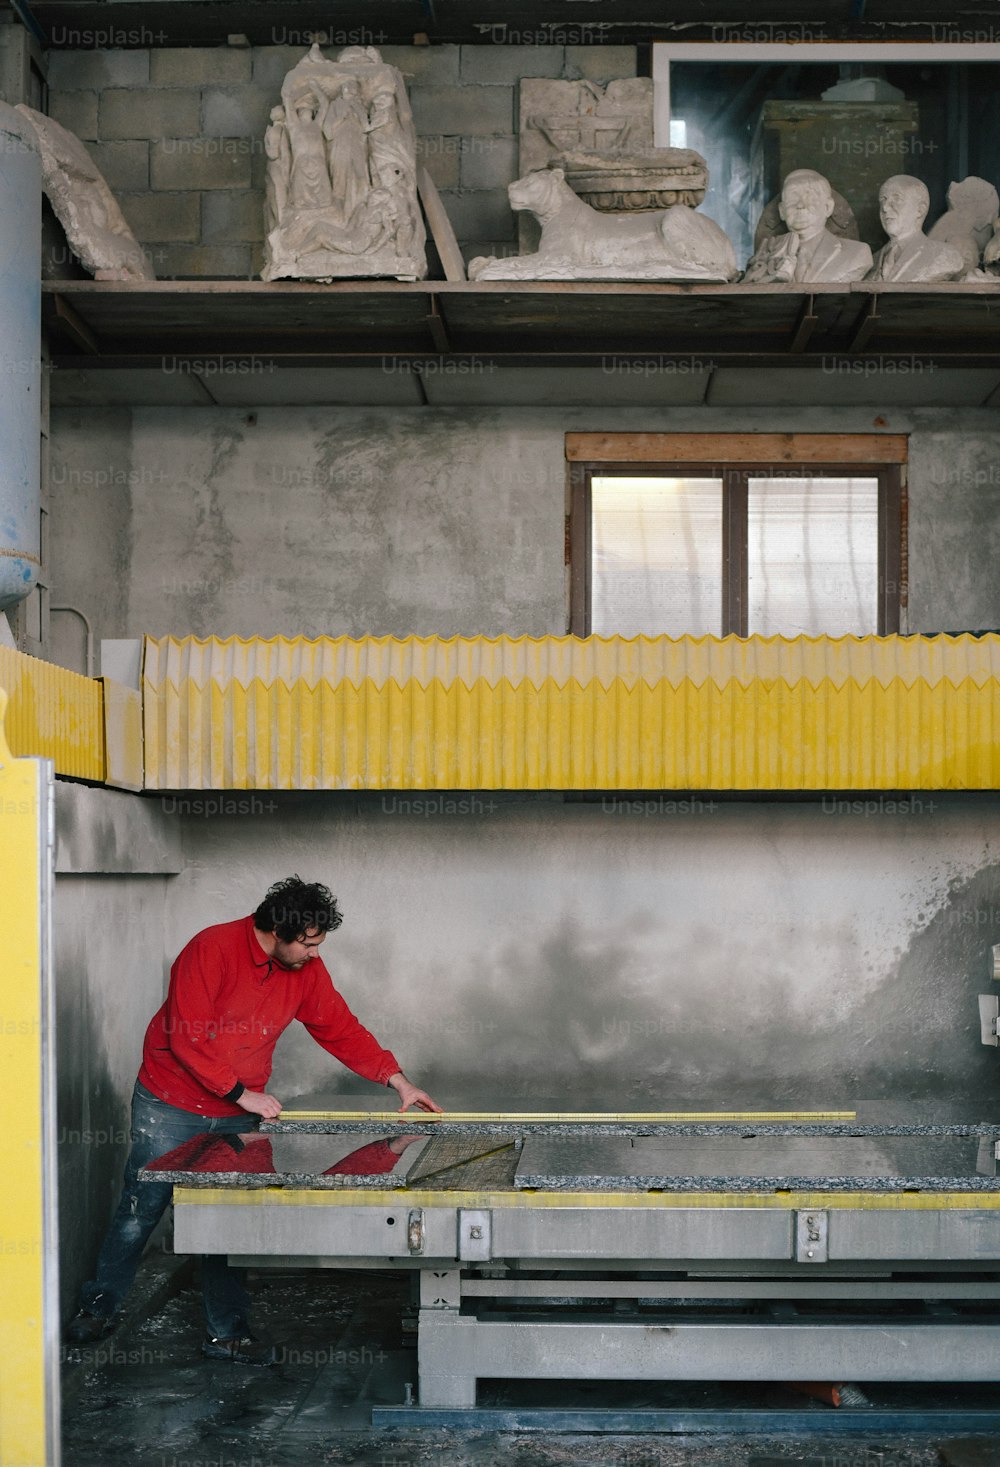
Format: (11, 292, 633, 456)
(46, 42, 637, 278)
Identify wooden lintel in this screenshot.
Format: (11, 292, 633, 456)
(566, 433, 909, 464)
(53, 293, 99, 355)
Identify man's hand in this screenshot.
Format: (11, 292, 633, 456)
(772, 232, 799, 282)
(236, 1088, 283, 1119)
(387, 1071, 443, 1113)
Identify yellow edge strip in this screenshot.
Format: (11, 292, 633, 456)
(277, 1110, 856, 1123)
(0, 692, 52, 1467)
(173, 1187, 1000, 1211)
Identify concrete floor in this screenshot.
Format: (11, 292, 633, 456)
(59, 1260, 1000, 1467)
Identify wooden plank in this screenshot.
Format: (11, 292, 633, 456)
(424, 294, 450, 353)
(417, 165, 466, 282)
(568, 464, 590, 638)
(788, 295, 819, 353)
(849, 295, 880, 353)
(566, 433, 909, 464)
(52, 294, 99, 354)
(39, 279, 1000, 366)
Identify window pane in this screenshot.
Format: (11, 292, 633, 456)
(747, 476, 878, 636)
(592, 476, 723, 637)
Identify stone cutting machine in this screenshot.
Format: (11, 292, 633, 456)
(143, 1102, 1000, 1413)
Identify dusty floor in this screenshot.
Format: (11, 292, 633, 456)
(60, 1266, 1000, 1467)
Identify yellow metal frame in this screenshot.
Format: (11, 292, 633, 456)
(0, 690, 59, 1467)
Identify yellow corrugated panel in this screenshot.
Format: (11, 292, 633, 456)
(141, 633, 1000, 792)
(0, 646, 105, 781)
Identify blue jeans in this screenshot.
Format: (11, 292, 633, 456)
(79, 1080, 260, 1339)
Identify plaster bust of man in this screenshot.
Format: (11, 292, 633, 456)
(743, 169, 872, 283)
(868, 175, 965, 282)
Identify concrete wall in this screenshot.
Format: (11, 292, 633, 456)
(47, 405, 1000, 655)
(169, 791, 1000, 1113)
(56, 778, 1000, 1314)
(55, 784, 181, 1316)
(45, 41, 637, 277)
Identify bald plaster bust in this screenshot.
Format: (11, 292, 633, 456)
(743, 169, 872, 284)
(868, 175, 965, 283)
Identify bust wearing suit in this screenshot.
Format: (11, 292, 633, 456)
(744, 170, 872, 284)
(868, 176, 966, 283)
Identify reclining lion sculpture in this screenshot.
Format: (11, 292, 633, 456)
(468, 167, 738, 282)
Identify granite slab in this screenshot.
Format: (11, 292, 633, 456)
(139, 1131, 429, 1188)
(513, 1135, 1000, 1193)
(265, 1118, 1000, 1138)
(263, 1095, 1000, 1139)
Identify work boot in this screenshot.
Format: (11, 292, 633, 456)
(201, 1330, 277, 1366)
(64, 1310, 115, 1345)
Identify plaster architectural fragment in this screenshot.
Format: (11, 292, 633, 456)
(262, 43, 426, 282)
(520, 78, 706, 210)
(468, 168, 737, 282)
(15, 103, 153, 281)
(518, 77, 707, 252)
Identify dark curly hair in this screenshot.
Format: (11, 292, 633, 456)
(253, 875, 343, 942)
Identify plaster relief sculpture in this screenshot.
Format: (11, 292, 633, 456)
(928, 176, 1000, 273)
(867, 175, 965, 283)
(262, 43, 425, 281)
(15, 103, 153, 281)
(263, 106, 290, 236)
(743, 169, 872, 283)
(468, 168, 737, 282)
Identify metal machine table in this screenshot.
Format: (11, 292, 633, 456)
(143, 1108, 1000, 1412)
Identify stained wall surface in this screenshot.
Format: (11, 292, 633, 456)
(47, 405, 1000, 656)
(55, 784, 180, 1316)
(168, 792, 1000, 1114)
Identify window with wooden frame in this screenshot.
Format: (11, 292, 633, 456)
(567, 434, 907, 638)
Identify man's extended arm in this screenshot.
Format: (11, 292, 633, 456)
(296, 967, 441, 1112)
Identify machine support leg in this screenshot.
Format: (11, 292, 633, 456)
(417, 1269, 477, 1407)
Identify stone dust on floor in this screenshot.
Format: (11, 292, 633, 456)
(59, 1266, 999, 1467)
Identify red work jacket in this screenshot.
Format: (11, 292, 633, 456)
(138, 914, 400, 1116)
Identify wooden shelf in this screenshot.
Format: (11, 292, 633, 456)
(42, 279, 1000, 368)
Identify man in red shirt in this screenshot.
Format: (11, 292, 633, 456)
(66, 876, 440, 1364)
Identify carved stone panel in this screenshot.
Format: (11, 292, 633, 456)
(262, 43, 426, 282)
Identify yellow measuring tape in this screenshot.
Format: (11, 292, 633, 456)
(174, 1186, 1000, 1211)
(276, 1110, 857, 1123)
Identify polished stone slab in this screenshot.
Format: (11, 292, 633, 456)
(139, 1131, 429, 1188)
(513, 1135, 1000, 1192)
(263, 1094, 1000, 1139)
